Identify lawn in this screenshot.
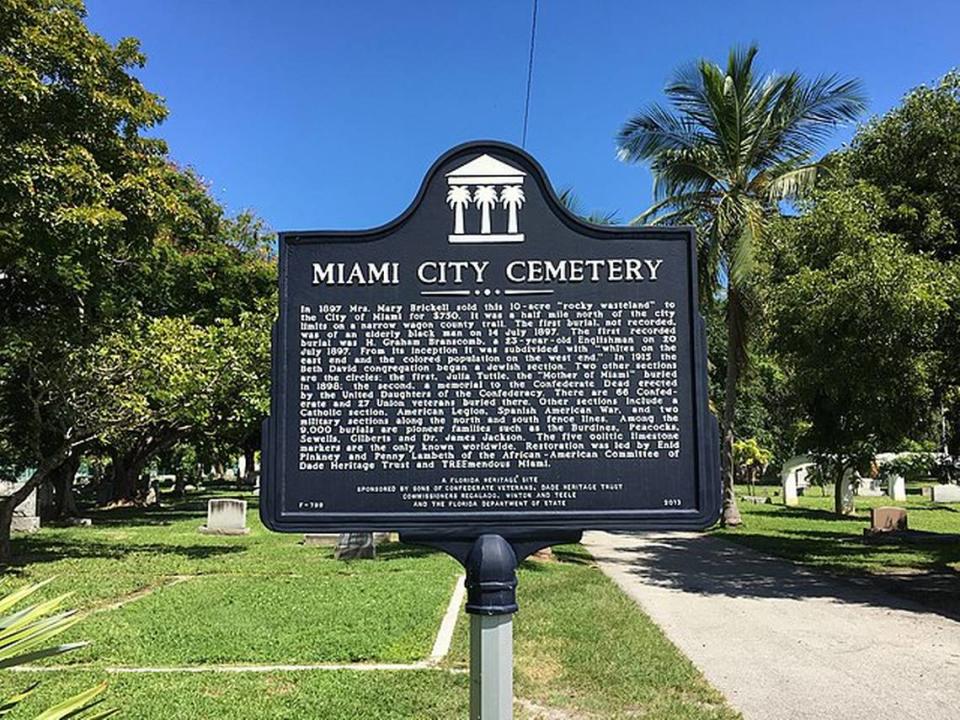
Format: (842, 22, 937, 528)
(0, 488, 741, 719)
(716, 483, 960, 577)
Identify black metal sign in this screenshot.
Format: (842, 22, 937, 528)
(261, 141, 719, 534)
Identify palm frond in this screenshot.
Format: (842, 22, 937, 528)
(764, 163, 819, 202)
(616, 104, 706, 162)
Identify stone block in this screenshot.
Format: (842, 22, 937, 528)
(931, 484, 960, 503)
(782, 474, 799, 507)
(1, 482, 40, 534)
(199, 498, 249, 535)
(11, 515, 40, 533)
(303, 533, 338, 546)
(334, 532, 376, 560)
(887, 475, 907, 502)
(870, 506, 908, 532)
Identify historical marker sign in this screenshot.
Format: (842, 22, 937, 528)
(261, 141, 719, 534)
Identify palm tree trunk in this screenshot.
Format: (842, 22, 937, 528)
(507, 204, 518, 233)
(480, 204, 491, 234)
(454, 204, 465, 234)
(721, 299, 743, 527)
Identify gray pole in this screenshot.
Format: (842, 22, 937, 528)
(470, 614, 513, 719)
(399, 532, 580, 719)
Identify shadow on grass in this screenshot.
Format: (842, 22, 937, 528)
(4, 536, 245, 570)
(377, 543, 440, 561)
(74, 490, 261, 528)
(592, 532, 960, 623)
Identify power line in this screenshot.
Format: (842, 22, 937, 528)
(521, 0, 538, 148)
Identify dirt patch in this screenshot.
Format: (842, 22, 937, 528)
(516, 698, 596, 720)
(85, 575, 195, 615)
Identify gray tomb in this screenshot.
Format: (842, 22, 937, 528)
(930, 484, 960, 503)
(0, 480, 40, 533)
(199, 498, 250, 535)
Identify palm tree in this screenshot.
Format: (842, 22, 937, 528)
(473, 185, 498, 234)
(499, 185, 526, 233)
(446, 185, 471, 235)
(616, 45, 865, 526)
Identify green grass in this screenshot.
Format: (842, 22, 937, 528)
(0, 670, 469, 719)
(717, 483, 960, 576)
(445, 546, 739, 720)
(0, 488, 741, 719)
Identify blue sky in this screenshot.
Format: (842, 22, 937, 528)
(85, 1, 958, 232)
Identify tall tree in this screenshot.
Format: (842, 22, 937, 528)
(616, 45, 864, 525)
(767, 185, 947, 514)
(0, 0, 171, 554)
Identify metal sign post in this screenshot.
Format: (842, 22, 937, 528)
(402, 531, 581, 720)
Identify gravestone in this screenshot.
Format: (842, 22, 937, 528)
(199, 498, 250, 535)
(856, 476, 884, 497)
(0, 480, 41, 533)
(870, 506, 908, 532)
(930, 484, 960, 503)
(334, 532, 376, 560)
(12, 486, 40, 533)
(887, 474, 906, 502)
(782, 473, 799, 507)
(781, 455, 814, 491)
(839, 470, 857, 514)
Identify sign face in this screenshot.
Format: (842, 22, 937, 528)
(261, 141, 719, 534)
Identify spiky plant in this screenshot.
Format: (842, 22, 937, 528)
(0, 579, 117, 718)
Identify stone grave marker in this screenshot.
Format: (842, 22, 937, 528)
(0, 480, 41, 533)
(199, 498, 250, 535)
(334, 532, 376, 560)
(887, 474, 906, 502)
(870, 506, 908, 532)
(931, 484, 960, 503)
(782, 473, 799, 507)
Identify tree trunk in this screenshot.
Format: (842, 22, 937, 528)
(109, 451, 148, 503)
(0, 443, 73, 563)
(721, 302, 743, 527)
(0, 501, 14, 564)
(51, 453, 81, 519)
(108, 432, 180, 503)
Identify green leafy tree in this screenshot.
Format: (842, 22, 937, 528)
(834, 71, 960, 455)
(0, 0, 174, 545)
(841, 71, 960, 260)
(616, 44, 865, 525)
(768, 186, 948, 514)
(733, 437, 773, 494)
(101, 305, 272, 502)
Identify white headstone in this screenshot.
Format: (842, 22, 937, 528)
(839, 470, 857, 514)
(887, 474, 907, 502)
(781, 456, 816, 493)
(930, 484, 960, 503)
(782, 472, 799, 507)
(856, 477, 884, 497)
(199, 498, 249, 535)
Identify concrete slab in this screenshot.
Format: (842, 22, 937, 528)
(583, 531, 960, 720)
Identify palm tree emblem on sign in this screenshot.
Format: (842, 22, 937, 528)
(446, 185, 470, 235)
(473, 185, 498, 235)
(444, 154, 526, 243)
(499, 185, 525, 234)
